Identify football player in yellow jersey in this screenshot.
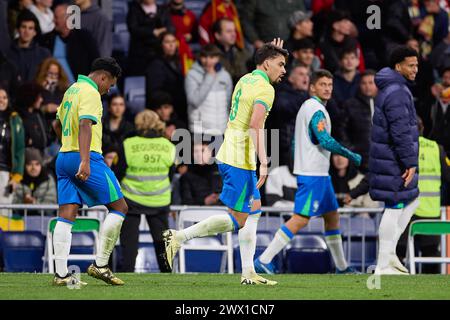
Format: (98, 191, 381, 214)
(52, 58, 129, 286)
(163, 39, 288, 285)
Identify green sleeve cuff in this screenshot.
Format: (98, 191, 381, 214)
(254, 100, 270, 111)
(79, 115, 98, 124)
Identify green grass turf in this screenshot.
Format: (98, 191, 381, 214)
(0, 273, 449, 300)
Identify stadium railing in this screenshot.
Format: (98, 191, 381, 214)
(0, 204, 448, 274)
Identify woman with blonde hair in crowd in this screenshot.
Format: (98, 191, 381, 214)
(117, 110, 176, 273)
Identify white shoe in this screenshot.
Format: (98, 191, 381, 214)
(389, 254, 409, 274)
(240, 272, 277, 285)
(374, 266, 409, 275)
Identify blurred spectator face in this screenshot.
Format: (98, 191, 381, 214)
(406, 38, 420, 54)
(142, 0, 156, 5)
(18, 20, 37, 45)
(108, 96, 126, 119)
(215, 20, 237, 47)
(162, 33, 178, 57)
(340, 52, 359, 72)
(424, 0, 440, 14)
(295, 19, 313, 38)
(37, 0, 53, 8)
(54, 5, 68, 33)
(294, 48, 314, 67)
(25, 160, 42, 178)
(44, 63, 60, 89)
(289, 66, 309, 91)
(360, 74, 377, 97)
(200, 55, 220, 70)
(193, 143, 212, 165)
(171, 0, 184, 9)
(332, 154, 349, 171)
(74, 0, 90, 8)
(0, 89, 8, 111)
(442, 70, 450, 88)
(156, 104, 174, 122)
(310, 76, 333, 101)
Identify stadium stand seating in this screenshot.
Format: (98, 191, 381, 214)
(135, 243, 161, 273)
(123, 76, 146, 114)
(233, 230, 284, 273)
(68, 232, 97, 272)
(285, 234, 333, 273)
(341, 216, 378, 272)
(184, 237, 225, 272)
(2, 231, 45, 272)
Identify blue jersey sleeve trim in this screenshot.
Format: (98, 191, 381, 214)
(309, 111, 361, 166)
(79, 115, 98, 124)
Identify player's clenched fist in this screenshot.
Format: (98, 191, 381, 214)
(76, 160, 91, 182)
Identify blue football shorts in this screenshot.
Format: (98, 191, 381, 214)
(56, 151, 123, 207)
(294, 175, 339, 217)
(217, 162, 260, 214)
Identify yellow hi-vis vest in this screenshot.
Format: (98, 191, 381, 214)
(416, 136, 441, 218)
(121, 136, 175, 207)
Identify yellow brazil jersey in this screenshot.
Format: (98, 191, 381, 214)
(216, 70, 274, 170)
(56, 75, 103, 154)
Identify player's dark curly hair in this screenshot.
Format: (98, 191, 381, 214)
(254, 43, 289, 66)
(91, 57, 122, 78)
(389, 46, 419, 69)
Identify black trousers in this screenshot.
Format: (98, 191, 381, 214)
(119, 198, 171, 273)
(397, 215, 442, 274)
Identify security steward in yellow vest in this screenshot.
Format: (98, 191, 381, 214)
(117, 110, 175, 272)
(397, 117, 450, 273)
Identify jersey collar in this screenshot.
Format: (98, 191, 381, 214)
(77, 75, 99, 91)
(311, 95, 326, 106)
(252, 69, 270, 83)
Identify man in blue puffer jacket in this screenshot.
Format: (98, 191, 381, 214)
(370, 46, 420, 275)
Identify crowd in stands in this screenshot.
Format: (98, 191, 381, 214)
(0, 0, 449, 214)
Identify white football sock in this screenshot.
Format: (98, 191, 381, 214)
(239, 213, 260, 277)
(325, 231, 348, 271)
(259, 225, 293, 264)
(175, 214, 236, 243)
(53, 219, 73, 277)
(95, 211, 125, 267)
(394, 198, 419, 245)
(377, 208, 402, 269)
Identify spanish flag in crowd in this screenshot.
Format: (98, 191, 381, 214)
(199, 0, 244, 49)
(171, 8, 197, 76)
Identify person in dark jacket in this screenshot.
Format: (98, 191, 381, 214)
(317, 10, 365, 74)
(0, 86, 25, 214)
(339, 70, 377, 170)
(102, 93, 134, 178)
(16, 82, 50, 156)
(127, 0, 174, 76)
(74, 0, 112, 57)
(370, 46, 420, 275)
(332, 48, 361, 107)
(146, 31, 187, 125)
(0, 51, 20, 102)
(180, 141, 222, 205)
(6, 9, 51, 82)
(40, 3, 100, 83)
(267, 64, 309, 166)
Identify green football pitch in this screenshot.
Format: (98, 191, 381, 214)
(0, 273, 449, 300)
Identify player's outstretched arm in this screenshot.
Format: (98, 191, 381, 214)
(76, 119, 93, 182)
(309, 110, 362, 167)
(249, 103, 269, 189)
(53, 119, 62, 142)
